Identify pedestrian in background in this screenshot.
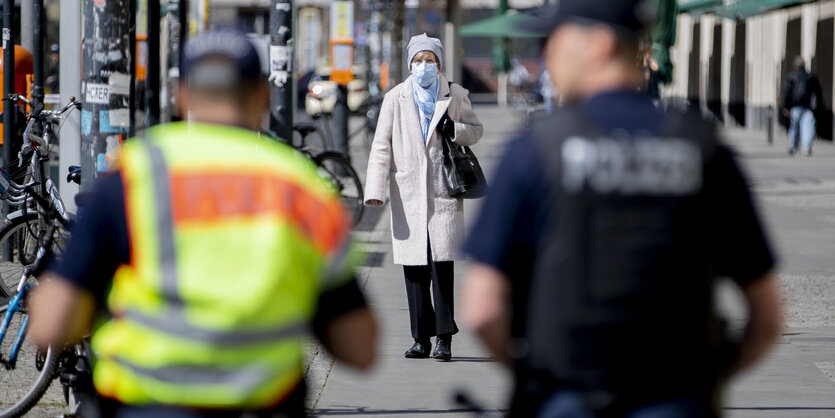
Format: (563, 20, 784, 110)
(782, 56, 821, 156)
(509, 58, 531, 106)
(365, 33, 483, 361)
(29, 29, 377, 417)
(46, 44, 59, 93)
(462, 1, 783, 416)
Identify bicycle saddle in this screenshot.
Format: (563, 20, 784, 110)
(67, 165, 81, 185)
(293, 124, 317, 137)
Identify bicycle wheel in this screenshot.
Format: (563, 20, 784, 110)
(313, 151, 365, 226)
(0, 310, 60, 418)
(294, 126, 330, 154)
(0, 213, 70, 295)
(0, 214, 67, 417)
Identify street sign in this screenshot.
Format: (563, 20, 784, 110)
(330, 1, 353, 40)
(330, 0, 353, 85)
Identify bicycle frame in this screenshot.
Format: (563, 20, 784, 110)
(0, 283, 31, 368)
(0, 219, 55, 369)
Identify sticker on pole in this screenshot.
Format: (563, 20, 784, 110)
(81, 110, 93, 134)
(100, 110, 129, 133)
(86, 83, 110, 104)
(269, 45, 292, 87)
(108, 72, 131, 96)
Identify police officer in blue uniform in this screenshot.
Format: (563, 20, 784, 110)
(461, 1, 784, 417)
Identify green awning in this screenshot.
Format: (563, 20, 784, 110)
(460, 11, 546, 39)
(716, 0, 814, 20)
(678, 0, 724, 14)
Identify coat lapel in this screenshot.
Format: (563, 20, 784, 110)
(399, 77, 424, 146)
(426, 76, 451, 148)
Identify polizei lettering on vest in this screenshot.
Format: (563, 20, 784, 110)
(561, 136, 702, 195)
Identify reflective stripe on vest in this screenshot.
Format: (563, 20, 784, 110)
(93, 123, 354, 408)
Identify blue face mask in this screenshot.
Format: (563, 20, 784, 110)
(411, 62, 438, 88)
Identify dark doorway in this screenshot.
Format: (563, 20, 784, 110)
(779, 17, 802, 129)
(729, 23, 746, 126)
(812, 17, 833, 140)
(687, 22, 702, 113)
(707, 23, 723, 122)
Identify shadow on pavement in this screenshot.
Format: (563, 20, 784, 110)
(449, 357, 496, 363)
(354, 205, 385, 232)
(361, 252, 385, 268)
(724, 407, 835, 411)
(313, 407, 483, 415)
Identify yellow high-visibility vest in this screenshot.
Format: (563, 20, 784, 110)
(92, 122, 357, 408)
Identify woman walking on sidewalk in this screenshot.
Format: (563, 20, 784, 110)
(364, 34, 483, 361)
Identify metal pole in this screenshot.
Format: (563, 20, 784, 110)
(162, 0, 187, 122)
(129, 0, 137, 136)
(369, 7, 382, 97)
(60, 0, 82, 211)
(391, 0, 403, 85)
(0, 0, 10, 263)
(445, 0, 461, 83)
(767, 105, 774, 145)
(147, 0, 161, 126)
(403, 0, 417, 80)
(31, 0, 45, 107)
(21, 0, 32, 52)
(332, 84, 349, 163)
(81, 0, 134, 189)
(268, 0, 293, 140)
(3, 0, 15, 174)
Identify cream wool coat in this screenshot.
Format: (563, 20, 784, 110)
(364, 75, 484, 266)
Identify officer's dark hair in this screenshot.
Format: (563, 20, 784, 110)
(184, 57, 266, 108)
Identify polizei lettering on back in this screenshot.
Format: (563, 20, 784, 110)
(561, 136, 702, 195)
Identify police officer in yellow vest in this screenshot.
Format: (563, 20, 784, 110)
(29, 29, 378, 417)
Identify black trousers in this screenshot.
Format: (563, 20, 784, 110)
(402, 241, 459, 340)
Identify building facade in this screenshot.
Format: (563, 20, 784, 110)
(665, 1, 835, 140)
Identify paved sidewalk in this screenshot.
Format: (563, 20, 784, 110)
(308, 107, 835, 417)
(716, 127, 835, 418)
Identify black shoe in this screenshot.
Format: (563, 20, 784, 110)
(431, 338, 452, 361)
(405, 340, 431, 358)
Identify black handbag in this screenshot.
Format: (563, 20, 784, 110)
(439, 115, 489, 199)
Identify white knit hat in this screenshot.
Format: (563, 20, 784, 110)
(407, 33, 443, 67)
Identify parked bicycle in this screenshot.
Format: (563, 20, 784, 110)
(0, 182, 91, 418)
(307, 95, 383, 152)
(260, 126, 364, 226)
(0, 95, 80, 298)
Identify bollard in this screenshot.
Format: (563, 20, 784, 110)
(766, 105, 774, 145)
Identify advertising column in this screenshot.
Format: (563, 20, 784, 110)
(81, 0, 134, 189)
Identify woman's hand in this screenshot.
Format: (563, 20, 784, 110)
(440, 115, 455, 139)
(366, 199, 384, 207)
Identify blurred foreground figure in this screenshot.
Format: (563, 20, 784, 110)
(462, 1, 783, 417)
(30, 29, 376, 417)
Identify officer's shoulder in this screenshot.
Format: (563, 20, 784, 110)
(528, 107, 584, 141)
(663, 109, 720, 142)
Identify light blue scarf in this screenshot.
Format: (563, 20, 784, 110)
(412, 76, 439, 142)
